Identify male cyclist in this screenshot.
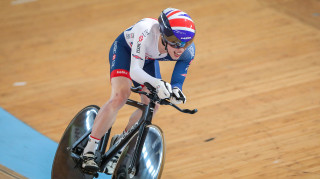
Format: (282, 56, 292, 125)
(81, 7, 196, 175)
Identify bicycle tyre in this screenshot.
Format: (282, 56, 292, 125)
(51, 105, 100, 179)
(112, 125, 165, 179)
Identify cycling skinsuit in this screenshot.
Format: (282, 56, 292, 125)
(108, 18, 195, 90)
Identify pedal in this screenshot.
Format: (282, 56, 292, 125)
(79, 151, 101, 176)
(80, 159, 99, 176)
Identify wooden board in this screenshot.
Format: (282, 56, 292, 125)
(0, 164, 27, 179)
(1, 0, 320, 178)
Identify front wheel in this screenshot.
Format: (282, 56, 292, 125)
(112, 125, 166, 179)
(51, 105, 100, 179)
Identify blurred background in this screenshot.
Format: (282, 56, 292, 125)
(1, 0, 320, 178)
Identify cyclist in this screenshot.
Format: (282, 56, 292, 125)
(81, 7, 196, 174)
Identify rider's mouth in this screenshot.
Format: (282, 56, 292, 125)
(174, 52, 182, 58)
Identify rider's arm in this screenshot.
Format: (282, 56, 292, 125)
(129, 22, 160, 87)
(170, 43, 196, 90)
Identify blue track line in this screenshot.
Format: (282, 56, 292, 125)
(0, 107, 110, 179)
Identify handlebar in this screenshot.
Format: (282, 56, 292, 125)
(130, 83, 198, 114)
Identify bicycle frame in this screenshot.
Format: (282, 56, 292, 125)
(70, 96, 157, 175)
(101, 98, 155, 174)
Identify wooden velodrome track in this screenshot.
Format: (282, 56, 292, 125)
(1, 0, 320, 178)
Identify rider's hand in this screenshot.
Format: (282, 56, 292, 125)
(170, 87, 186, 104)
(154, 79, 172, 99)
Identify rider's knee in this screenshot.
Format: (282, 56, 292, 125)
(109, 90, 130, 109)
(110, 96, 127, 108)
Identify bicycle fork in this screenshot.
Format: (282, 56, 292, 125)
(128, 102, 155, 176)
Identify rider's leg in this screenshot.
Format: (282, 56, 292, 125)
(124, 86, 160, 131)
(83, 76, 131, 155)
(82, 33, 132, 173)
(91, 77, 131, 139)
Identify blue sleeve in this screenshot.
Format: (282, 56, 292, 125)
(170, 43, 195, 90)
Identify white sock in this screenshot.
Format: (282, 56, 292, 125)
(83, 135, 100, 154)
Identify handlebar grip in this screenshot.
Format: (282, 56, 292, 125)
(182, 108, 198, 114)
(131, 84, 197, 115)
(160, 99, 198, 114)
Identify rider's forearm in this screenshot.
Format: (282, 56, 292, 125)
(130, 65, 159, 87)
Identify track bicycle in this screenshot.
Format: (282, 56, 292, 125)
(51, 83, 197, 179)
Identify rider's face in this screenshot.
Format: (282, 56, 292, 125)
(167, 45, 186, 60)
